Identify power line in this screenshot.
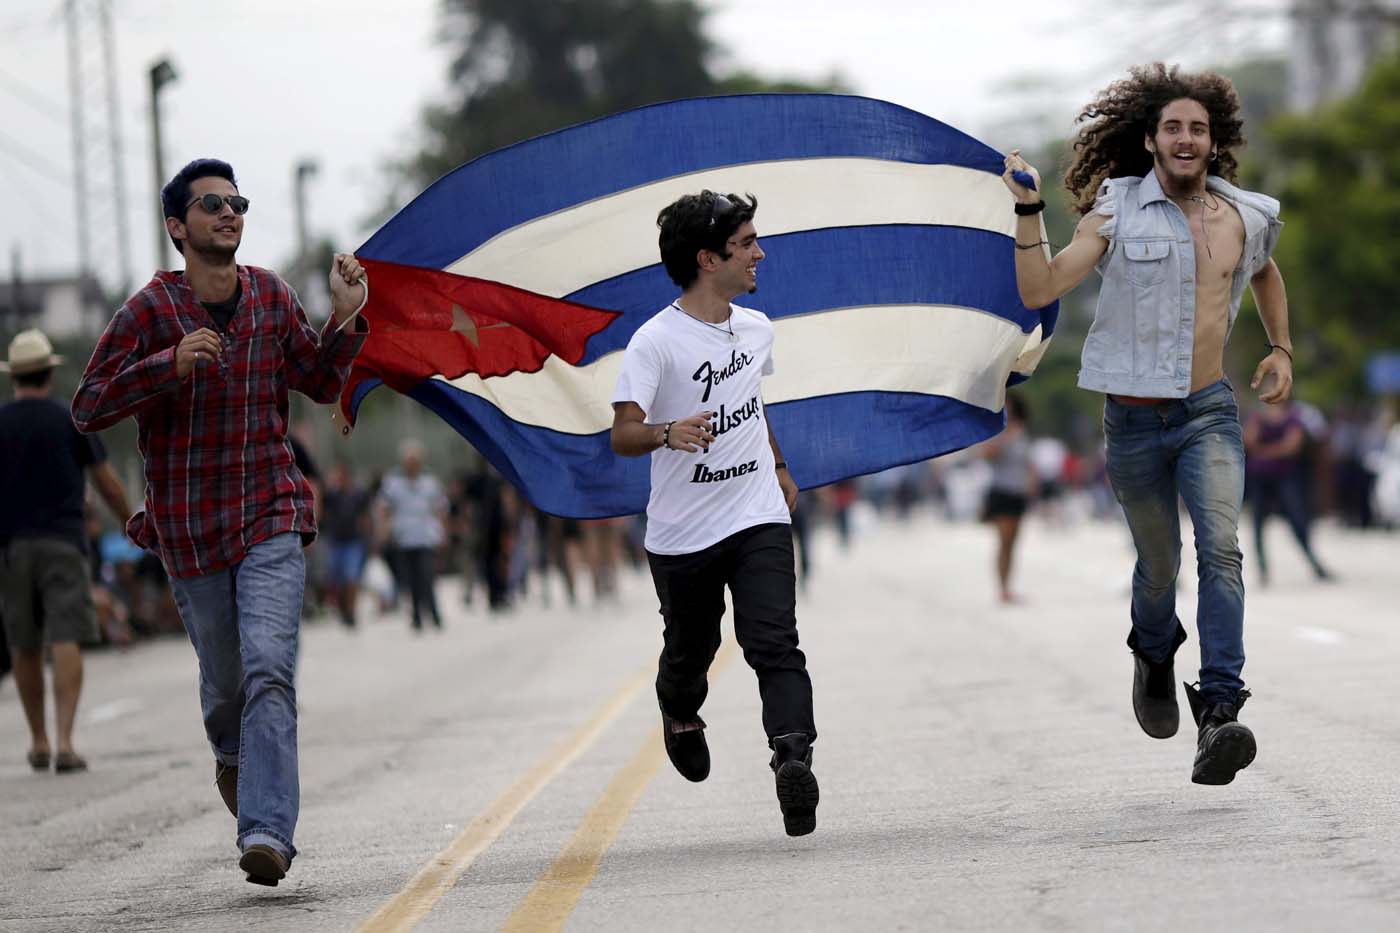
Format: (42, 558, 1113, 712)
(0, 158, 72, 256)
(0, 63, 69, 124)
(0, 8, 63, 46)
(0, 129, 71, 186)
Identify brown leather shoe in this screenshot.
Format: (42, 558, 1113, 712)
(239, 844, 288, 886)
(215, 763, 238, 817)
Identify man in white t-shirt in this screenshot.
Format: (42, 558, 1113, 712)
(376, 439, 448, 631)
(611, 190, 818, 837)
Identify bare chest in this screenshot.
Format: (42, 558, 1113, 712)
(1179, 195, 1244, 287)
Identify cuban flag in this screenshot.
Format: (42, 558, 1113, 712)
(340, 94, 1056, 519)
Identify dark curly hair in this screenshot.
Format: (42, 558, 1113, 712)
(1063, 63, 1245, 215)
(657, 190, 758, 289)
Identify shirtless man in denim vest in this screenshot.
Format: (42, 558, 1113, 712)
(1002, 63, 1295, 786)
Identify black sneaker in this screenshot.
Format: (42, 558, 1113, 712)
(770, 733, 819, 837)
(660, 707, 710, 782)
(1185, 683, 1256, 786)
(1132, 652, 1179, 739)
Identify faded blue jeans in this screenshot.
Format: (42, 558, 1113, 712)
(170, 533, 304, 862)
(1103, 380, 1247, 704)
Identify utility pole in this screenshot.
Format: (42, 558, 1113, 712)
(293, 158, 319, 293)
(149, 58, 178, 271)
(9, 244, 26, 329)
(64, 2, 90, 291)
(97, 0, 130, 297)
(64, 0, 132, 329)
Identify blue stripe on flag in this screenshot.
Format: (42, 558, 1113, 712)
(358, 94, 1005, 269)
(571, 226, 1044, 364)
(405, 379, 1004, 518)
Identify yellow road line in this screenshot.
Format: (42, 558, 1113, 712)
(357, 661, 655, 933)
(500, 641, 739, 933)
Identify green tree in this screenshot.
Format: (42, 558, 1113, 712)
(403, 0, 844, 191)
(1252, 49, 1400, 402)
(1222, 56, 1290, 162)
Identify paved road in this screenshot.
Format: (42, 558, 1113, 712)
(2, 509, 1398, 932)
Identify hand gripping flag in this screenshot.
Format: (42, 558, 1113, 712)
(340, 93, 1057, 519)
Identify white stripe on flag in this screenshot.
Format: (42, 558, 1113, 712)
(444, 160, 1016, 297)
(430, 304, 1043, 434)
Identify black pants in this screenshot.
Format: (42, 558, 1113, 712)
(1249, 472, 1325, 578)
(647, 523, 815, 744)
(398, 547, 442, 628)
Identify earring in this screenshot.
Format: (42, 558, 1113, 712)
(1210, 150, 1218, 161)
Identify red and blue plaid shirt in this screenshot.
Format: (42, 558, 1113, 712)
(72, 266, 368, 578)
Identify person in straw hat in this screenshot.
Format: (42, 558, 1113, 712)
(0, 328, 131, 774)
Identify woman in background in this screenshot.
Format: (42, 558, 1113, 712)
(980, 394, 1037, 604)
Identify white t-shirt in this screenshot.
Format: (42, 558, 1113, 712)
(377, 471, 447, 550)
(612, 302, 791, 555)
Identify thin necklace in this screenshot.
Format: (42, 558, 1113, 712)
(1176, 191, 1221, 259)
(670, 301, 736, 342)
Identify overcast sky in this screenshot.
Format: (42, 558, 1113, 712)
(0, 0, 1291, 294)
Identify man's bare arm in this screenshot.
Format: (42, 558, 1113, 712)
(1001, 151, 1109, 309)
(610, 402, 714, 457)
(1014, 212, 1110, 308)
(766, 416, 797, 512)
(1248, 258, 1294, 404)
(86, 461, 133, 525)
(1250, 259, 1292, 354)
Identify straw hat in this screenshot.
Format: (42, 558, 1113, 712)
(0, 329, 65, 375)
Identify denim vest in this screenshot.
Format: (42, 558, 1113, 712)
(1078, 171, 1282, 398)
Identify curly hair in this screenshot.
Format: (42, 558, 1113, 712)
(1063, 63, 1245, 215)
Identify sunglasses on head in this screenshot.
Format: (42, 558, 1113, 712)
(186, 193, 250, 215)
(707, 194, 733, 228)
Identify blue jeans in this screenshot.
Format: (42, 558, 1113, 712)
(1103, 380, 1246, 704)
(170, 533, 304, 862)
(325, 539, 367, 586)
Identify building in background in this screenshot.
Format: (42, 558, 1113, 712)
(0, 273, 108, 340)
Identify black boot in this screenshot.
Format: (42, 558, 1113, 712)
(770, 733, 819, 837)
(1129, 626, 1186, 739)
(660, 705, 710, 782)
(1185, 683, 1256, 785)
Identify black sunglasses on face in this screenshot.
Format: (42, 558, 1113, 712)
(186, 193, 250, 215)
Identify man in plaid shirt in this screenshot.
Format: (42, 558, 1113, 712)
(73, 158, 369, 887)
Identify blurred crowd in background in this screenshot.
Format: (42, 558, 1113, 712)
(4, 1, 1400, 678)
(32, 391, 1397, 663)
